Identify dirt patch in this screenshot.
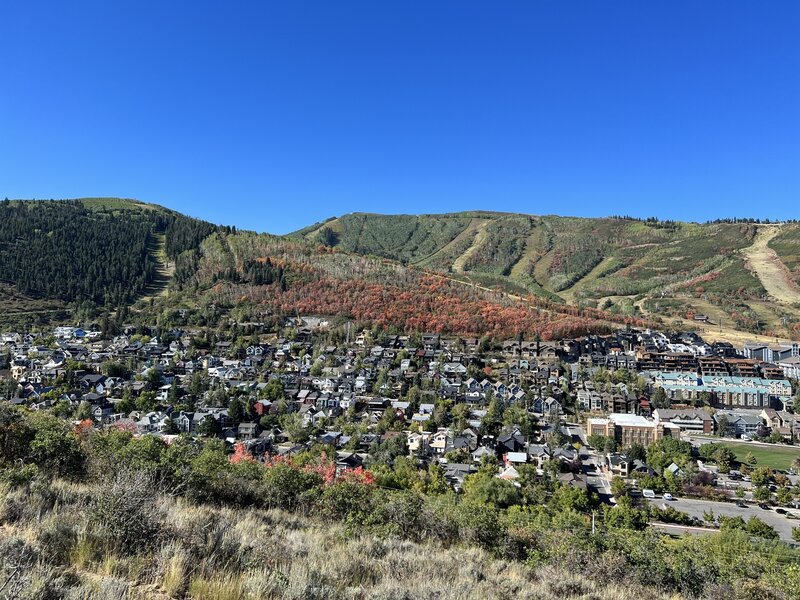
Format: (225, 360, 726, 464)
(413, 218, 486, 266)
(742, 225, 800, 305)
(452, 221, 489, 273)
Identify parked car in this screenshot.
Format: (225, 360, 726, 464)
(735, 500, 747, 508)
(759, 503, 771, 510)
(740, 435, 752, 442)
(642, 489, 656, 499)
(776, 508, 787, 515)
(663, 493, 674, 501)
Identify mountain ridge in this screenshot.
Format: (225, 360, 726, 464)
(294, 210, 800, 340)
(2, 198, 800, 341)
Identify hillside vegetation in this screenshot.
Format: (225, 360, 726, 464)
(299, 213, 800, 339)
(0, 408, 798, 599)
(0, 199, 217, 321)
(4, 199, 799, 340)
(154, 227, 654, 339)
(0, 200, 644, 338)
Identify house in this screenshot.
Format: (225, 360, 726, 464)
(335, 451, 364, 470)
(472, 446, 495, 463)
(91, 403, 114, 423)
(714, 410, 763, 436)
(551, 445, 583, 468)
(607, 453, 632, 478)
(442, 362, 467, 376)
(254, 400, 273, 416)
(450, 428, 479, 452)
(558, 472, 588, 490)
(390, 401, 412, 419)
(761, 408, 781, 431)
(497, 429, 526, 453)
(174, 410, 224, 435)
(665, 462, 684, 478)
(237, 422, 260, 440)
(527, 444, 551, 469)
(774, 411, 800, 440)
(407, 431, 431, 454)
(443, 463, 476, 491)
(497, 464, 520, 480)
(422, 334, 440, 351)
(318, 431, 342, 446)
(532, 396, 562, 416)
(430, 429, 450, 455)
(504, 451, 528, 465)
(135, 411, 169, 434)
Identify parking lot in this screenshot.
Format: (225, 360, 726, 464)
(646, 496, 797, 543)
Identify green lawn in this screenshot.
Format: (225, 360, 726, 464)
(711, 440, 800, 472)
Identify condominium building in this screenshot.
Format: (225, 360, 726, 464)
(588, 413, 678, 448)
(652, 372, 792, 409)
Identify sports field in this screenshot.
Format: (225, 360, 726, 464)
(713, 440, 800, 472)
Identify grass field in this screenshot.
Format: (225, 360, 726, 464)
(710, 440, 800, 471)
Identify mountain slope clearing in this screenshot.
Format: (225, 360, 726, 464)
(743, 225, 800, 305)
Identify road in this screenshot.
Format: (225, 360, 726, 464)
(581, 451, 612, 498)
(646, 496, 797, 543)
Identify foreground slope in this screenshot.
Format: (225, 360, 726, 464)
(1, 479, 683, 600)
(0, 409, 796, 600)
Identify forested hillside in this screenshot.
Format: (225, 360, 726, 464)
(0, 199, 217, 309)
(3, 199, 799, 340)
(152, 228, 645, 339)
(3, 200, 634, 339)
(298, 213, 800, 339)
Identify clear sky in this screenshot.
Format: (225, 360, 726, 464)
(1, 1, 798, 233)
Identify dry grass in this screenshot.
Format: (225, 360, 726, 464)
(743, 225, 800, 305)
(0, 480, 682, 600)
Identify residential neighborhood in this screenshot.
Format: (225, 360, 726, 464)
(3, 318, 800, 544)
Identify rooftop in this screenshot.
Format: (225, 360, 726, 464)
(607, 413, 654, 427)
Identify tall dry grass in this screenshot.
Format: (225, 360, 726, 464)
(0, 479, 682, 600)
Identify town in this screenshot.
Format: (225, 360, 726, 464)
(3, 316, 800, 544)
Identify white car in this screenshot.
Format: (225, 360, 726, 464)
(663, 493, 675, 501)
(642, 489, 656, 499)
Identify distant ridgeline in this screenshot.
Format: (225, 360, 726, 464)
(0, 199, 217, 306)
(3, 200, 800, 340)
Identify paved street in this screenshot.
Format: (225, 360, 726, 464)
(582, 452, 612, 498)
(646, 496, 798, 543)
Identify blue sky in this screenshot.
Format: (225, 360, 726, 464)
(1, 1, 798, 233)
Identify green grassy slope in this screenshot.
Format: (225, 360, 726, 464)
(295, 213, 800, 338)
